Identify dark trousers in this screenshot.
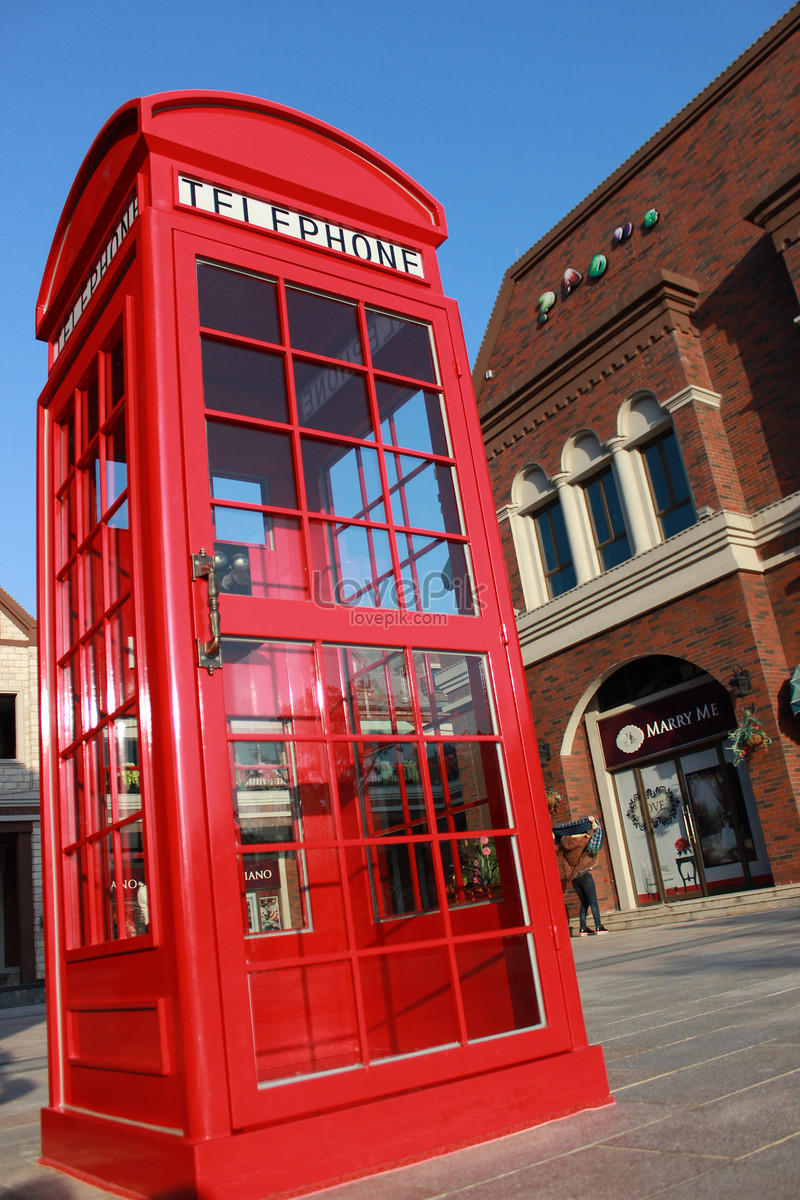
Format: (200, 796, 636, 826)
(572, 871, 601, 930)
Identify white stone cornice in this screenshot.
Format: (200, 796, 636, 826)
(662, 385, 722, 412)
(496, 503, 518, 524)
(514, 496, 800, 665)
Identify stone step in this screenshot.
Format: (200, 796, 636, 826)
(568, 882, 800, 935)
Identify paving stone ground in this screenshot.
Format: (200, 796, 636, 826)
(2, 907, 799, 1199)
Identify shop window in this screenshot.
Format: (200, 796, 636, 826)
(640, 429, 695, 540)
(0, 695, 16, 759)
(583, 467, 631, 570)
(533, 500, 576, 599)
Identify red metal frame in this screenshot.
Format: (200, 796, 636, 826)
(36, 93, 609, 1200)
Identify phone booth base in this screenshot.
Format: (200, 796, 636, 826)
(41, 1046, 609, 1199)
(35, 92, 610, 1200)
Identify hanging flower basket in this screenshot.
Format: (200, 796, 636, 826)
(545, 788, 563, 815)
(727, 706, 773, 767)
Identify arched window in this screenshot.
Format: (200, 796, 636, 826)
(567, 432, 631, 572)
(621, 395, 696, 543)
(510, 466, 576, 606)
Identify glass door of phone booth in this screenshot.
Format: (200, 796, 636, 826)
(175, 234, 550, 1119)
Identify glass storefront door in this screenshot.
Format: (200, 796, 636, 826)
(614, 743, 760, 905)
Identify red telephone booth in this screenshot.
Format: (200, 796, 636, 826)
(35, 92, 610, 1199)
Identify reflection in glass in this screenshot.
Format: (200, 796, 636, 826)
(377, 383, 448, 455)
(361, 947, 459, 1061)
(455, 935, 540, 1040)
(365, 309, 437, 382)
(302, 439, 384, 522)
(207, 422, 297, 509)
(286, 287, 363, 363)
(250, 961, 361, 1082)
(398, 535, 474, 615)
(294, 360, 371, 437)
(202, 340, 287, 423)
(197, 262, 280, 343)
(414, 651, 495, 736)
(427, 742, 510, 833)
(233, 740, 296, 844)
(120, 821, 148, 936)
(310, 521, 396, 608)
(222, 639, 321, 735)
(388, 455, 461, 534)
(322, 645, 414, 736)
(242, 850, 309, 935)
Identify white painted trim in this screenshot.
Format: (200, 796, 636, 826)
(662, 385, 722, 412)
(516, 493, 800, 665)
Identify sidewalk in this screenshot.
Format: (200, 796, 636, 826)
(2, 906, 799, 1199)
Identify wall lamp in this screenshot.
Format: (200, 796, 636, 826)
(729, 665, 752, 698)
(537, 740, 551, 763)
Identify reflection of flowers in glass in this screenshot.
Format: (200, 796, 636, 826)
(675, 837, 691, 855)
(459, 838, 499, 887)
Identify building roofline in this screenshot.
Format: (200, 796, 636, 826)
(472, 3, 800, 391)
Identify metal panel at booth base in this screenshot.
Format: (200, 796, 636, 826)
(35, 91, 610, 1200)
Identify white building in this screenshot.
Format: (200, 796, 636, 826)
(0, 585, 42, 994)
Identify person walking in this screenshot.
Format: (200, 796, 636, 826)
(555, 815, 608, 936)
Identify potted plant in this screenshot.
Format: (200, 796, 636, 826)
(727, 707, 773, 767)
(546, 788, 563, 816)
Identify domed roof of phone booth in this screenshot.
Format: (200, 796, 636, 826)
(36, 90, 448, 344)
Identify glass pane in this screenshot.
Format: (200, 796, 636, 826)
(64, 847, 89, 948)
(286, 287, 362, 363)
(363, 841, 439, 921)
(241, 850, 310, 934)
(644, 439, 670, 511)
(58, 564, 79, 654)
(683, 749, 755, 870)
(207, 421, 297, 509)
(638, 760, 696, 899)
(120, 821, 148, 936)
(107, 499, 128, 530)
(197, 262, 280, 343)
(62, 751, 83, 845)
(84, 371, 99, 447)
(202, 340, 287, 423)
(365, 309, 437, 383)
(585, 477, 611, 543)
(661, 501, 695, 539)
(114, 715, 141, 818)
(250, 961, 360, 1082)
(222, 639, 321, 736)
(233, 740, 296, 844)
(455, 935, 540, 1039)
(214, 522, 307, 601)
(107, 525, 131, 604)
(85, 734, 108, 835)
(302, 439, 384, 522)
(388, 455, 461, 535)
(83, 531, 104, 630)
(105, 411, 127, 514)
(107, 335, 125, 408)
(108, 600, 136, 713)
(310, 521, 396, 608)
(377, 383, 448, 455)
(294, 360, 371, 437)
(428, 743, 510, 832)
(361, 948, 459, 1060)
(322, 645, 414, 736)
(60, 654, 80, 747)
(56, 479, 77, 568)
(398, 535, 474, 615)
(232, 740, 334, 843)
(98, 834, 116, 942)
(414, 652, 496, 736)
(347, 742, 427, 837)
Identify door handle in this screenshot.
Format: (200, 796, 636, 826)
(192, 548, 222, 674)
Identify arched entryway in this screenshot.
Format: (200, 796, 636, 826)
(585, 657, 772, 907)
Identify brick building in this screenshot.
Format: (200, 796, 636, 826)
(474, 7, 800, 923)
(0, 586, 43, 994)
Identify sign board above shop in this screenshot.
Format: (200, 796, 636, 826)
(598, 680, 735, 770)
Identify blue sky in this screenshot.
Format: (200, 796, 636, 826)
(1, 0, 793, 616)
